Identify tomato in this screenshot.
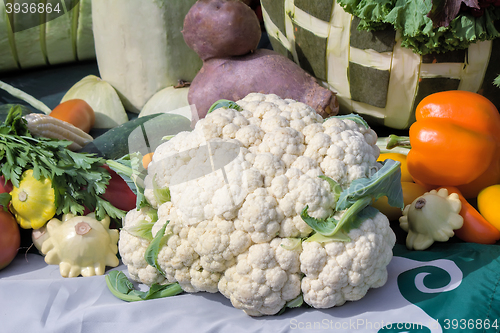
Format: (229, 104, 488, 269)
(372, 181, 428, 221)
(0, 209, 21, 270)
(50, 99, 95, 133)
(477, 184, 500, 231)
(377, 153, 413, 182)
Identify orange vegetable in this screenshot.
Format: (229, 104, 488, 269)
(372, 181, 428, 221)
(50, 99, 95, 133)
(407, 91, 500, 198)
(142, 152, 154, 169)
(377, 153, 413, 182)
(440, 186, 500, 244)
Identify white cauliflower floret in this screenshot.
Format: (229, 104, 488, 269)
(299, 211, 396, 309)
(187, 216, 252, 272)
(119, 208, 165, 286)
(234, 188, 284, 243)
(278, 169, 335, 221)
(218, 238, 302, 316)
(119, 93, 395, 317)
(155, 217, 224, 293)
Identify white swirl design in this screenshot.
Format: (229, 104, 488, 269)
(412, 259, 463, 294)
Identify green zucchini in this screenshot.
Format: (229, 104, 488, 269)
(78, 113, 192, 160)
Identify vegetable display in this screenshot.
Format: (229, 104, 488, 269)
(115, 93, 403, 316)
(183, 0, 339, 119)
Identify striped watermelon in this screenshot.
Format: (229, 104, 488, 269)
(261, 0, 500, 129)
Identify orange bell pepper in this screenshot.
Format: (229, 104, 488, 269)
(407, 91, 500, 198)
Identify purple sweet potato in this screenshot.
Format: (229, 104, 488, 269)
(188, 49, 339, 119)
(183, 0, 339, 119)
(182, 0, 261, 61)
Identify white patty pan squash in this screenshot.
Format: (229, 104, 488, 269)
(41, 213, 120, 278)
(91, 0, 203, 113)
(260, 0, 500, 129)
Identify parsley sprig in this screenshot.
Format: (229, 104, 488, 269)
(0, 105, 125, 220)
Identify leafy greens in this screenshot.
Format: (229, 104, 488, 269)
(337, 0, 500, 55)
(0, 106, 124, 220)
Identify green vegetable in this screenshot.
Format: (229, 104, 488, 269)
(0, 106, 124, 220)
(336, 0, 500, 55)
(376, 136, 411, 155)
(122, 208, 158, 241)
(277, 294, 304, 315)
(301, 196, 372, 238)
(105, 270, 182, 302)
(495, 74, 500, 88)
(79, 113, 192, 160)
(325, 113, 369, 129)
(207, 99, 243, 114)
(144, 222, 172, 277)
(301, 159, 403, 241)
(427, 0, 481, 28)
(152, 175, 171, 205)
(318, 175, 342, 208)
(336, 159, 404, 211)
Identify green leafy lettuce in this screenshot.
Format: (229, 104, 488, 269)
(337, 0, 500, 55)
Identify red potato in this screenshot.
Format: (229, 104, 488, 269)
(182, 0, 262, 61)
(183, 0, 339, 119)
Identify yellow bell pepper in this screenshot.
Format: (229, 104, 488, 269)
(10, 169, 57, 229)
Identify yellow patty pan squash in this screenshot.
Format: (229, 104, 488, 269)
(10, 169, 56, 229)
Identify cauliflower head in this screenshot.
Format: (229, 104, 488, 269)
(118, 93, 397, 316)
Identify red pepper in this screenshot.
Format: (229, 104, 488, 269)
(100, 164, 137, 212)
(439, 186, 500, 244)
(0, 176, 13, 194)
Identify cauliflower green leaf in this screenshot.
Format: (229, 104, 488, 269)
(144, 222, 172, 277)
(301, 196, 372, 238)
(105, 270, 182, 302)
(336, 159, 404, 211)
(207, 99, 242, 114)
